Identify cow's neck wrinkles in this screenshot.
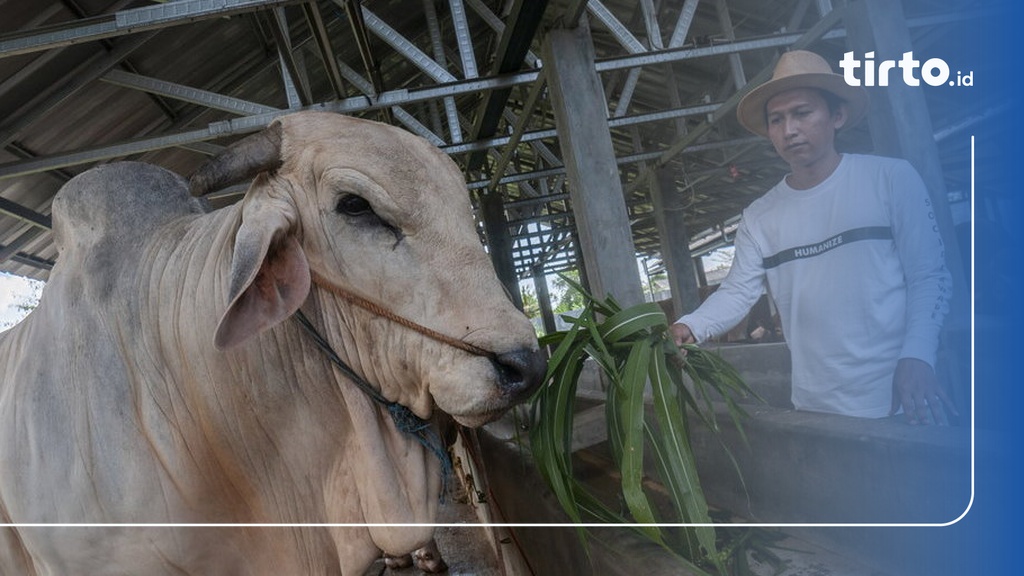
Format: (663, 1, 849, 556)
(306, 282, 440, 549)
(140, 206, 437, 555)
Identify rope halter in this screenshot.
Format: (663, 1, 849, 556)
(293, 270, 502, 501)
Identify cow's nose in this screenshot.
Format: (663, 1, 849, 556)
(491, 348, 547, 399)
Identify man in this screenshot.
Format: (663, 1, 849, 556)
(670, 50, 955, 425)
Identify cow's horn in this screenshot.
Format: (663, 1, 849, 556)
(189, 121, 284, 197)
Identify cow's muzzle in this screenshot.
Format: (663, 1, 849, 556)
(491, 348, 546, 400)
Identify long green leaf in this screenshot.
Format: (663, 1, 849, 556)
(584, 312, 618, 380)
(543, 307, 588, 378)
(598, 302, 667, 344)
(530, 285, 759, 575)
(615, 340, 661, 542)
(645, 421, 702, 559)
(648, 342, 723, 573)
(531, 335, 587, 523)
(605, 365, 624, 466)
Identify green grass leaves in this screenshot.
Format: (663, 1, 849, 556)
(529, 284, 757, 574)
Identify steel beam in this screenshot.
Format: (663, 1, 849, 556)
(465, 0, 539, 68)
(486, 76, 548, 192)
(449, 0, 479, 79)
(513, 225, 575, 242)
(101, 69, 281, 115)
(588, 1, 646, 54)
(480, 189, 522, 309)
(361, 5, 456, 84)
(465, 0, 548, 171)
(270, 7, 312, 107)
(555, 0, 589, 28)
(501, 108, 561, 168)
(668, 0, 700, 48)
(0, 4, 90, 100)
(0, 228, 44, 266)
(613, 68, 642, 117)
(278, 51, 303, 109)
(0, 124, 245, 179)
(303, 1, 347, 99)
(392, 107, 446, 146)
(338, 60, 445, 147)
(423, 0, 462, 143)
(631, 5, 848, 192)
(0, 0, 304, 58)
(0, 9, 960, 181)
(0, 198, 51, 230)
(715, 0, 747, 90)
(594, 0, 654, 118)
(651, 167, 700, 316)
(59, 0, 178, 121)
(5, 244, 54, 271)
(594, 29, 836, 72)
(0, 95, 723, 181)
(787, 0, 813, 31)
(465, 132, 758, 192)
(0, 31, 157, 148)
(337, 60, 375, 96)
(640, 0, 664, 50)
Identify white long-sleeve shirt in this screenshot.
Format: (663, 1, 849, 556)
(679, 154, 951, 417)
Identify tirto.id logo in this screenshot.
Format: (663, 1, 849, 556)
(839, 51, 973, 87)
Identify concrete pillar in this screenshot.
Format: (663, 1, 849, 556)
(571, 236, 592, 294)
(479, 188, 523, 310)
(843, 0, 966, 330)
(533, 266, 557, 335)
(651, 167, 701, 319)
(542, 22, 644, 308)
(844, 0, 969, 418)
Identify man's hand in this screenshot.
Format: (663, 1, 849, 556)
(890, 357, 958, 426)
(669, 323, 696, 347)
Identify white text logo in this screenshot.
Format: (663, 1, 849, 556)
(839, 51, 973, 87)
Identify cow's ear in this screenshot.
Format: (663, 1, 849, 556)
(214, 180, 310, 350)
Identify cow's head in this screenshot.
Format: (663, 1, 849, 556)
(190, 111, 544, 427)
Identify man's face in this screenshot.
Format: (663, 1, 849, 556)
(765, 88, 846, 171)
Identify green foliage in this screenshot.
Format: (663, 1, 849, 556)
(551, 270, 586, 314)
(529, 277, 759, 575)
(520, 285, 540, 319)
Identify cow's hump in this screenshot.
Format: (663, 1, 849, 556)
(51, 162, 206, 257)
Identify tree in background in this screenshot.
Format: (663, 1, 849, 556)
(520, 285, 540, 319)
(551, 270, 585, 314)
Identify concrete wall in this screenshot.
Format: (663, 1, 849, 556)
(477, 342, 974, 576)
(690, 343, 973, 575)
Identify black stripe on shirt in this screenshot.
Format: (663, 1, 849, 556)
(762, 226, 893, 270)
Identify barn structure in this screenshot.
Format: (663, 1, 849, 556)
(0, 1, 997, 575)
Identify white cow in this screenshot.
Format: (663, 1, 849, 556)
(0, 112, 544, 575)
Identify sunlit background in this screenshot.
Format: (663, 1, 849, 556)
(0, 273, 43, 332)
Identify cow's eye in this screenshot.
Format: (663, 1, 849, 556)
(335, 194, 373, 217)
(335, 192, 405, 246)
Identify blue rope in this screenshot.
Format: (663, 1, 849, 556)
(293, 310, 453, 502)
(387, 403, 453, 502)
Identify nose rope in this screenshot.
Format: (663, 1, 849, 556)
(309, 270, 497, 360)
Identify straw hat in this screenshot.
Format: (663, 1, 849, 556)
(736, 50, 869, 138)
